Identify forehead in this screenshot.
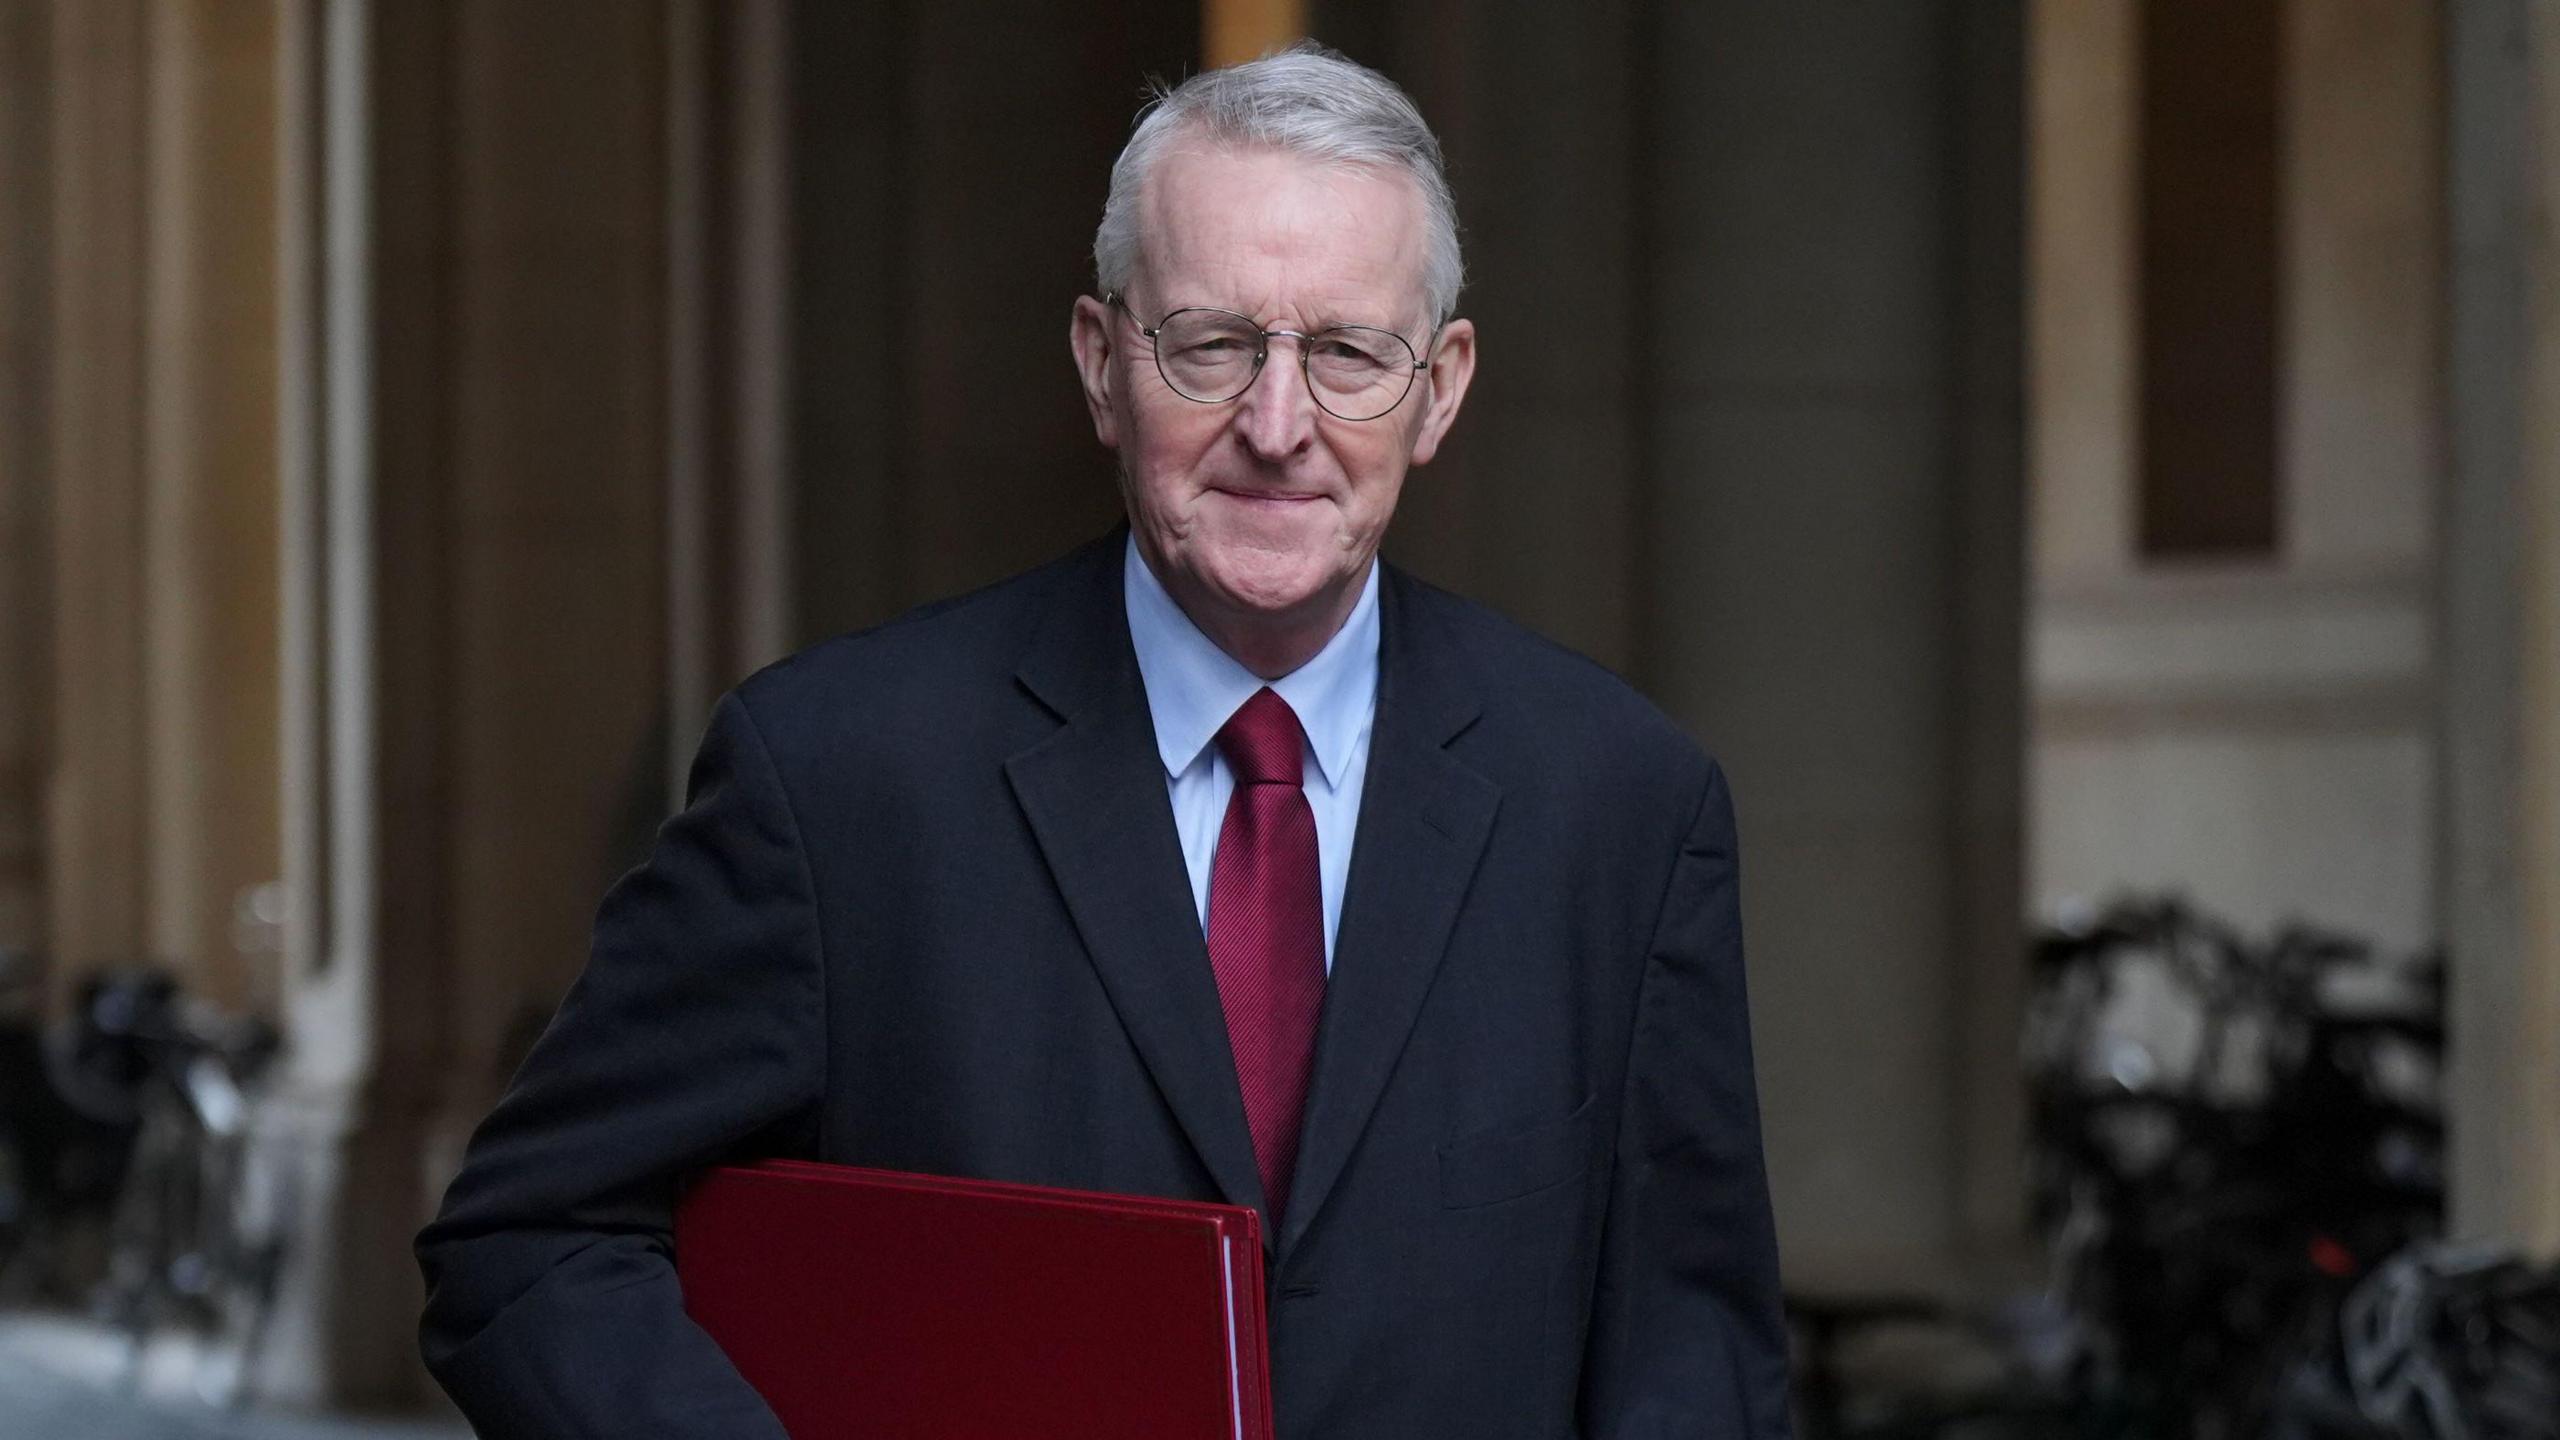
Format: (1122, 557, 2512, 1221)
(1136, 143, 1428, 325)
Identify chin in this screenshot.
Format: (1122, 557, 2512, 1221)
(1192, 541, 1341, 620)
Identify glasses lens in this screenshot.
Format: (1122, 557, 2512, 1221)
(1305, 327, 1417, 421)
(1151, 310, 1265, 402)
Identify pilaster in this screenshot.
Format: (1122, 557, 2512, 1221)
(0, 0, 53, 968)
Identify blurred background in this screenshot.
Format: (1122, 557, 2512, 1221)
(0, 0, 2555, 1435)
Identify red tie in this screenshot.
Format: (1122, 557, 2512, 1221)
(1206, 687, 1327, 1223)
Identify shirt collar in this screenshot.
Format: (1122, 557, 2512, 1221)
(1122, 532, 1380, 791)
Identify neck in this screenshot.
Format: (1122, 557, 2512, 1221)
(1165, 571, 1364, 682)
(1198, 605, 1351, 682)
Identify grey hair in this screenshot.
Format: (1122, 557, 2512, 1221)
(1094, 41, 1464, 329)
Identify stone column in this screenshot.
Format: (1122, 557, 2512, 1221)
(2444, 0, 2560, 1256)
(1313, 0, 2029, 1286)
(665, 0, 794, 796)
(431, 0, 675, 1144)
(44, 0, 151, 988)
(1948, 0, 2030, 1262)
(1321, 0, 1653, 676)
(0, 0, 51, 972)
(785, 0, 1195, 639)
(258, 0, 421, 1407)
(2526, 113, 2560, 1248)
(138, 0, 284, 1017)
(1641, 1, 2026, 1288)
(38, 0, 283, 1014)
(2521, 0, 2560, 1258)
(261, 0, 682, 1406)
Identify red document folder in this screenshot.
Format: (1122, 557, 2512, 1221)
(675, 1160, 1275, 1440)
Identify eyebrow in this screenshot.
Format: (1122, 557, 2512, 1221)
(1161, 297, 1420, 345)
(1303, 309, 1419, 342)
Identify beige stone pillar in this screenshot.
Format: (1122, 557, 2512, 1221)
(432, 0, 673, 1142)
(2514, 0, 2560, 1255)
(260, 0, 680, 1407)
(139, 0, 283, 1017)
(20, 0, 285, 1020)
(45, 0, 152, 990)
(2444, 0, 2560, 1257)
(0, 0, 51, 973)
(1303, 0, 2030, 1288)
(1345, 0, 1652, 677)
(257, 0, 432, 1405)
(1639, 0, 2026, 1289)
(39, 0, 281, 1011)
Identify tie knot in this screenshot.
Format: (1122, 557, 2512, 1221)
(1216, 688, 1307, 787)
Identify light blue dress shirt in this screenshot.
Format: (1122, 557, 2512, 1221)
(1122, 534, 1379, 971)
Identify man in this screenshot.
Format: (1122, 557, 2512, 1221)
(418, 43, 1790, 1439)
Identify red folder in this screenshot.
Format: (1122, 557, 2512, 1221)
(675, 1160, 1275, 1439)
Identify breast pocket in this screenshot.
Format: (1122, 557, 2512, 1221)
(1437, 1094, 1598, 1209)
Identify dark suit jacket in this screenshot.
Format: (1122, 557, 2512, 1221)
(416, 531, 1791, 1439)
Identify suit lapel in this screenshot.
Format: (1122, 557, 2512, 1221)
(1279, 568, 1499, 1260)
(1004, 537, 1269, 1223)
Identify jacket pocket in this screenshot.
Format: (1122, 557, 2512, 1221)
(1437, 1094, 1597, 1209)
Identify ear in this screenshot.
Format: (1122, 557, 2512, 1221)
(1070, 295, 1121, 450)
(1406, 317, 1476, 467)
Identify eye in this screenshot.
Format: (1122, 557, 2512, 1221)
(1311, 334, 1394, 370)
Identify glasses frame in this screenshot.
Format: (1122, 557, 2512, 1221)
(1106, 292, 1430, 423)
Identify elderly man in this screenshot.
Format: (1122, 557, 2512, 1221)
(418, 42, 1789, 1440)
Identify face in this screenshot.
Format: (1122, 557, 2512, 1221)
(1071, 144, 1476, 654)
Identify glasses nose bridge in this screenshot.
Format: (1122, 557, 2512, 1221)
(1239, 325, 1321, 410)
(1258, 325, 1320, 372)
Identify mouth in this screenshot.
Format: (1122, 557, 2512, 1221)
(1208, 485, 1324, 507)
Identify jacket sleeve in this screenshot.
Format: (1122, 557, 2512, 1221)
(416, 689, 823, 1439)
(1578, 760, 1794, 1438)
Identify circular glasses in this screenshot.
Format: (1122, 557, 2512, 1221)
(1109, 293, 1428, 423)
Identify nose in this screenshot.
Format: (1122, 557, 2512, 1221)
(1230, 342, 1317, 462)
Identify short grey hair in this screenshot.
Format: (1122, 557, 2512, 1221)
(1094, 41, 1464, 329)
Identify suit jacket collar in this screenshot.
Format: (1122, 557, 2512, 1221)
(1007, 531, 1499, 1261)
(1280, 554, 1497, 1260)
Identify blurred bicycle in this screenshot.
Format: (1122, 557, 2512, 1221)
(2022, 898, 2446, 1437)
(0, 955, 156, 1302)
(80, 969, 292, 1407)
